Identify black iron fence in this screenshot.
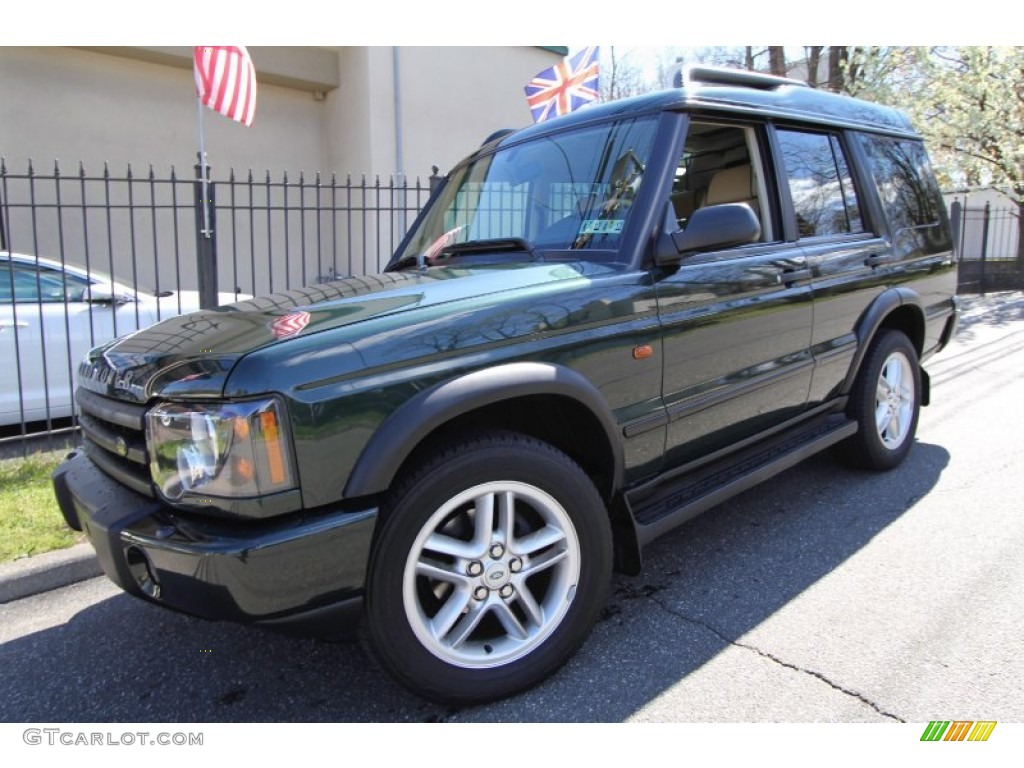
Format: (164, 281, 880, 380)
(4, 161, 1023, 450)
(949, 199, 1024, 294)
(0, 157, 439, 450)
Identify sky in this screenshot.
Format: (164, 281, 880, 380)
(6, 1, 1009, 45)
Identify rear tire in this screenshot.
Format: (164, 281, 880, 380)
(365, 431, 612, 703)
(837, 329, 921, 470)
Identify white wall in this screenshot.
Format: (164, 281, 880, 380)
(397, 46, 558, 178)
(322, 46, 560, 181)
(0, 46, 561, 181)
(0, 46, 565, 282)
(0, 47, 330, 178)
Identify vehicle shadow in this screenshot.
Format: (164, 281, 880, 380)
(0, 442, 948, 723)
(462, 440, 951, 722)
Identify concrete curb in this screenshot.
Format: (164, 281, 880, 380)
(0, 543, 102, 604)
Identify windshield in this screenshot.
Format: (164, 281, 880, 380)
(395, 115, 659, 266)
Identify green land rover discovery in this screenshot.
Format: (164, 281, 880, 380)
(54, 67, 959, 703)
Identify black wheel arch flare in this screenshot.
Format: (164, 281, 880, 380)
(343, 361, 626, 499)
(844, 286, 928, 401)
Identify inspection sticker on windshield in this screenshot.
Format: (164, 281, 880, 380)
(578, 219, 624, 235)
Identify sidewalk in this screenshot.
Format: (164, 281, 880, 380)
(2, 290, 1022, 605)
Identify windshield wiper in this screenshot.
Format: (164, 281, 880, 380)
(438, 237, 543, 262)
(387, 254, 424, 272)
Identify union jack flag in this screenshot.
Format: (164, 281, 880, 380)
(524, 47, 600, 124)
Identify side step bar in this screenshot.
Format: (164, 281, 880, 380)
(628, 416, 858, 547)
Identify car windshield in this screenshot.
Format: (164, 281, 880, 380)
(395, 115, 660, 266)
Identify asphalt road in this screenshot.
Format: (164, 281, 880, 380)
(2, 293, 1022, 723)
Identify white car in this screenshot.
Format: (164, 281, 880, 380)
(0, 252, 246, 427)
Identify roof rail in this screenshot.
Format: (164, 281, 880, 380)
(683, 65, 809, 90)
(482, 128, 516, 146)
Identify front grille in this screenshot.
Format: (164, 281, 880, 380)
(76, 387, 154, 497)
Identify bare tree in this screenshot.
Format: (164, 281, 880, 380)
(827, 47, 848, 92)
(805, 46, 824, 87)
(601, 46, 646, 102)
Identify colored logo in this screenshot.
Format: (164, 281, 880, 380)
(921, 721, 997, 742)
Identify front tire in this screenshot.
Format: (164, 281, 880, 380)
(837, 329, 921, 470)
(365, 431, 612, 703)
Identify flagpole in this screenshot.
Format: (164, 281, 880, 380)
(197, 97, 211, 239)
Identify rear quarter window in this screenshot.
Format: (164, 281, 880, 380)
(859, 135, 951, 254)
(860, 136, 944, 231)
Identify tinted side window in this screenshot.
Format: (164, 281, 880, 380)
(777, 129, 863, 239)
(860, 136, 942, 232)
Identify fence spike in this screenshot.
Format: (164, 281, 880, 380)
(103, 161, 110, 179)
(78, 160, 86, 178)
(170, 165, 177, 182)
(28, 158, 34, 176)
(148, 163, 156, 181)
(1, 156, 6, 175)
(53, 159, 61, 177)
(229, 167, 236, 183)
(126, 162, 133, 180)
(247, 168, 253, 183)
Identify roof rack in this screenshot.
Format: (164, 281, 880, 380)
(683, 65, 809, 90)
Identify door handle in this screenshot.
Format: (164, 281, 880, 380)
(778, 269, 812, 286)
(865, 254, 888, 268)
(0, 321, 30, 330)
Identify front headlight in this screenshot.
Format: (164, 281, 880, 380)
(147, 398, 296, 502)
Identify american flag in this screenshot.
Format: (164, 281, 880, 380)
(524, 47, 600, 124)
(194, 46, 258, 127)
(423, 225, 465, 262)
(269, 310, 311, 340)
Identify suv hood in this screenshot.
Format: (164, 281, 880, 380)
(78, 263, 593, 403)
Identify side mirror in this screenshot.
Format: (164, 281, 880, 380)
(656, 203, 762, 266)
(85, 283, 134, 305)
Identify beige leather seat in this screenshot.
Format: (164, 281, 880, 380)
(703, 163, 762, 239)
(706, 164, 756, 209)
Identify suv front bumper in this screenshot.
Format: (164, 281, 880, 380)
(52, 450, 376, 635)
